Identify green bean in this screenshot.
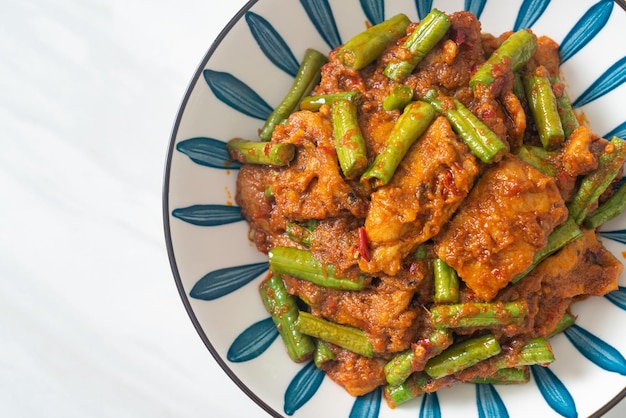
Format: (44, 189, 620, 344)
(382, 85, 414, 111)
(422, 88, 507, 163)
(259, 48, 328, 141)
(285, 220, 318, 247)
(268, 246, 366, 290)
(384, 373, 429, 408)
(548, 311, 576, 338)
(516, 144, 558, 177)
(471, 367, 530, 384)
(424, 333, 501, 379)
(295, 311, 374, 358)
(299, 91, 361, 112)
(332, 99, 368, 179)
(512, 217, 583, 283)
(259, 274, 315, 362)
(384, 9, 451, 82)
(430, 301, 527, 329)
(433, 258, 460, 304)
(585, 179, 626, 229)
(226, 138, 295, 166)
(552, 76, 580, 139)
(512, 337, 555, 366)
(568, 136, 626, 224)
(469, 29, 537, 95)
(361, 101, 435, 187)
(338, 13, 411, 70)
(523, 71, 565, 150)
(313, 340, 335, 368)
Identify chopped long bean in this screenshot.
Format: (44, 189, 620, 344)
(268, 246, 366, 290)
(300, 91, 361, 112)
(422, 88, 508, 163)
(384, 372, 429, 408)
(516, 144, 558, 176)
(471, 367, 530, 384)
(286, 220, 318, 247)
(295, 311, 374, 358)
(552, 76, 580, 139)
(585, 179, 626, 229)
(259, 48, 328, 141)
(260, 274, 315, 362)
(433, 258, 460, 304)
(384, 9, 451, 82)
(332, 99, 368, 179)
(430, 301, 527, 328)
(226, 138, 295, 166)
(361, 101, 435, 187)
(313, 340, 335, 368)
(523, 70, 565, 150)
(382, 85, 414, 111)
(548, 312, 576, 338)
(469, 29, 537, 95)
(424, 334, 502, 379)
(568, 136, 626, 224)
(338, 13, 411, 70)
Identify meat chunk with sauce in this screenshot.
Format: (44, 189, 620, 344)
(435, 154, 568, 301)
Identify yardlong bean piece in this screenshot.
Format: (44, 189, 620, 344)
(384, 373, 429, 408)
(516, 144, 558, 176)
(361, 101, 435, 187)
(585, 179, 626, 229)
(471, 367, 530, 385)
(469, 29, 537, 95)
(568, 136, 626, 224)
(430, 301, 527, 328)
(424, 333, 502, 379)
(524, 69, 565, 149)
(382, 85, 414, 111)
(260, 274, 315, 362)
(552, 76, 580, 139)
(295, 311, 374, 358)
(313, 340, 335, 368)
(285, 220, 318, 247)
(338, 13, 411, 70)
(259, 48, 328, 141)
(332, 99, 368, 179)
(227, 138, 295, 166)
(268, 246, 366, 290)
(384, 9, 451, 82)
(422, 88, 508, 163)
(300, 91, 361, 111)
(433, 258, 460, 304)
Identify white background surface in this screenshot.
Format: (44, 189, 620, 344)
(1, 1, 624, 417)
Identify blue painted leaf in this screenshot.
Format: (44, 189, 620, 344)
(564, 324, 626, 375)
(604, 120, 626, 140)
(176, 137, 241, 170)
(606, 286, 626, 310)
(599, 229, 626, 244)
(559, 0, 613, 64)
(572, 56, 626, 108)
(513, 0, 550, 30)
(172, 204, 242, 226)
(189, 262, 268, 300)
(464, 0, 487, 19)
(415, 0, 434, 20)
(350, 387, 381, 418)
(203, 69, 273, 120)
(476, 384, 509, 418)
(299, 0, 342, 49)
(227, 317, 279, 362)
(284, 361, 325, 416)
(360, 0, 385, 25)
(419, 392, 441, 418)
(245, 12, 300, 77)
(530, 366, 577, 418)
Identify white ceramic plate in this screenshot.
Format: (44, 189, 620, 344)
(164, 1, 626, 416)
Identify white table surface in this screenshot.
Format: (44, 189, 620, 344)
(2, 1, 624, 417)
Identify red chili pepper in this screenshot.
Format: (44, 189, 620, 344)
(358, 227, 371, 262)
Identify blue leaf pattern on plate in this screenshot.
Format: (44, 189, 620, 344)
(514, 0, 550, 30)
(604, 120, 626, 139)
(245, 12, 300, 77)
(605, 286, 626, 310)
(349, 387, 381, 418)
(530, 366, 577, 418)
(564, 324, 626, 375)
(599, 228, 626, 244)
(420, 392, 441, 418)
(415, 0, 434, 20)
(189, 262, 268, 300)
(572, 55, 626, 108)
(476, 384, 509, 418)
(284, 361, 325, 416)
(176, 137, 241, 170)
(360, 0, 385, 25)
(172, 204, 242, 226)
(465, 0, 487, 19)
(559, 0, 614, 64)
(299, 0, 342, 49)
(227, 317, 279, 362)
(203, 69, 273, 120)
